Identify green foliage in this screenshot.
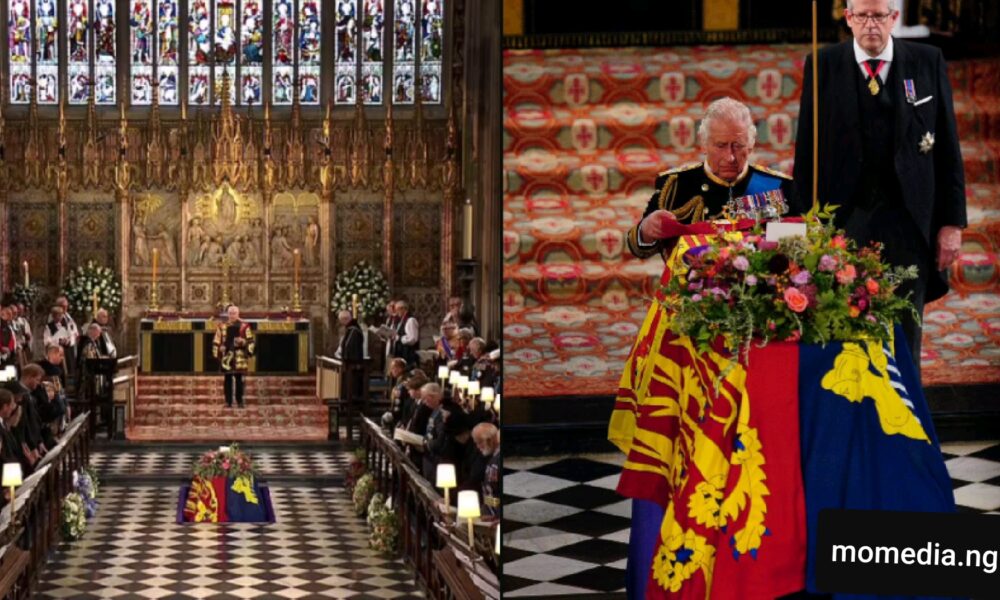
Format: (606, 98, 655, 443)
(331, 261, 391, 323)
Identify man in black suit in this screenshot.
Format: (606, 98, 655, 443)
(793, 0, 966, 365)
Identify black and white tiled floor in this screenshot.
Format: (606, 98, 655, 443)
(502, 441, 1000, 598)
(36, 445, 424, 599)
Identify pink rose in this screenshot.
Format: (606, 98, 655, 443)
(222, 460, 231, 471)
(783, 287, 809, 313)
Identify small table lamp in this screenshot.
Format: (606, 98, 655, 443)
(480, 386, 495, 409)
(457, 490, 481, 550)
(495, 524, 500, 556)
(458, 375, 470, 392)
(437, 366, 450, 383)
(449, 370, 461, 387)
(494, 393, 501, 414)
(3, 463, 23, 511)
(467, 380, 480, 409)
(436, 463, 457, 521)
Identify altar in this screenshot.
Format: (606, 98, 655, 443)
(139, 313, 311, 374)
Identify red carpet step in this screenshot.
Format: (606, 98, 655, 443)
(127, 374, 327, 442)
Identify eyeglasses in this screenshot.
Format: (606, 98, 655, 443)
(849, 11, 893, 25)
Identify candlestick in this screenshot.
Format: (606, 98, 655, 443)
(150, 248, 160, 310)
(352, 292, 359, 319)
(462, 198, 473, 259)
(292, 249, 301, 311)
(22, 261, 28, 287)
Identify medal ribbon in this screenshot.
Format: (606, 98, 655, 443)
(862, 59, 885, 82)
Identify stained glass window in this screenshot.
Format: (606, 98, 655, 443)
(130, 0, 154, 105)
(272, 0, 294, 105)
(67, 0, 89, 104)
(9, 0, 32, 103)
(392, 0, 416, 104)
(157, 1, 179, 104)
(420, 0, 443, 103)
(298, 0, 321, 105)
(333, 0, 357, 105)
(34, 0, 57, 104)
(94, 0, 116, 104)
(240, 0, 263, 105)
(188, 0, 211, 105)
(361, 0, 383, 105)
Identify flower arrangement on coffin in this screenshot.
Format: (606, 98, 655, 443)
(353, 473, 376, 517)
(330, 261, 390, 323)
(661, 214, 919, 357)
(367, 493, 400, 557)
(193, 443, 257, 480)
(61, 261, 123, 317)
(61, 493, 88, 540)
(345, 448, 367, 498)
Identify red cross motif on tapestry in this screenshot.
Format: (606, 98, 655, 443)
(757, 68, 782, 103)
(503, 231, 520, 259)
(564, 74, 589, 107)
(670, 116, 696, 150)
(767, 113, 792, 149)
(595, 229, 623, 259)
(581, 165, 608, 194)
(659, 72, 685, 105)
(503, 291, 522, 309)
(572, 119, 598, 152)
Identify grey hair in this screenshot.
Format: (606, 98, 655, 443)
(846, 0, 897, 10)
(697, 97, 757, 149)
(338, 309, 353, 321)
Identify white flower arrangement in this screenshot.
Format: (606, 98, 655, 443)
(61, 492, 88, 540)
(61, 261, 123, 316)
(331, 261, 390, 323)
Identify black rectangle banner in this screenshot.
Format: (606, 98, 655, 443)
(817, 509, 1000, 597)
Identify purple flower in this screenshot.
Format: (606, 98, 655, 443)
(709, 287, 726, 297)
(791, 270, 811, 285)
(691, 294, 703, 302)
(745, 275, 758, 286)
(732, 256, 750, 271)
(688, 280, 703, 291)
(819, 255, 838, 272)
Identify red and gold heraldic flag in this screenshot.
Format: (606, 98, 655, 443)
(609, 233, 807, 599)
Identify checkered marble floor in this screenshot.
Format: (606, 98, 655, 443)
(36, 445, 425, 599)
(502, 442, 1000, 598)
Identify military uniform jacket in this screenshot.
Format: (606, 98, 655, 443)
(626, 161, 795, 259)
(213, 320, 255, 373)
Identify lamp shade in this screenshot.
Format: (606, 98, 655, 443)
(449, 371, 461, 384)
(457, 490, 481, 519)
(2, 463, 23, 487)
(0, 365, 15, 382)
(496, 525, 500, 555)
(438, 366, 450, 380)
(436, 463, 457, 489)
(467, 381, 480, 396)
(458, 375, 470, 390)
(480, 387, 495, 402)
(494, 394, 501, 412)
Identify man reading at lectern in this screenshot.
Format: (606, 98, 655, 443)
(213, 305, 255, 408)
(792, 0, 966, 365)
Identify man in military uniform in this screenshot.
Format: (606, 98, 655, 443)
(627, 97, 796, 260)
(213, 304, 255, 408)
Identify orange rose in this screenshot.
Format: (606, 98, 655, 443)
(783, 287, 809, 313)
(849, 305, 861, 318)
(866, 278, 879, 294)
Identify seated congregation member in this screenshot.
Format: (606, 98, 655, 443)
(390, 300, 420, 367)
(0, 301, 17, 371)
(5, 378, 45, 469)
(421, 383, 469, 485)
(473, 423, 500, 521)
(402, 373, 431, 464)
(37, 345, 69, 423)
(13, 303, 33, 364)
(0, 389, 32, 478)
(435, 322, 461, 363)
(22, 363, 62, 446)
(388, 360, 416, 426)
(93, 309, 118, 358)
(626, 96, 794, 259)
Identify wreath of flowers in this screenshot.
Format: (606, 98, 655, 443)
(661, 211, 919, 357)
(367, 493, 400, 557)
(352, 473, 376, 517)
(61, 493, 88, 540)
(61, 261, 123, 317)
(345, 448, 367, 498)
(192, 443, 257, 480)
(330, 261, 390, 323)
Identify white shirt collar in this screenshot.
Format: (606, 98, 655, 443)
(853, 36, 894, 80)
